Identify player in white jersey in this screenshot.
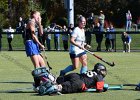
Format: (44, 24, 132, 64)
(69, 27, 85, 54)
(60, 15, 90, 76)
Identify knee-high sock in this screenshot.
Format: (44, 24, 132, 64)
(80, 66, 88, 74)
(62, 65, 74, 74)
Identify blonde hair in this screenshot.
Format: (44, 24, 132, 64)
(77, 15, 85, 22)
(30, 11, 39, 18)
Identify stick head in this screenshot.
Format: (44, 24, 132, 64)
(110, 62, 115, 67)
(107, 62, 115, 67)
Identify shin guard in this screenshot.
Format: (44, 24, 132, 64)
(32, 67, 56, 83)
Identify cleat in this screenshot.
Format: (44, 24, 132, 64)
(33, 85, 39, 92)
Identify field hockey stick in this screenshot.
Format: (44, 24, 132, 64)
(123, 84, 137, 86)
(85, 49, 115, 67)
(39, 36, 52, 70)
(85, 84, 123, 92)
(42, 49, 52, 70)
(111, 84, 140, 91)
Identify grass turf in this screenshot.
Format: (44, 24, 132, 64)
(1, 33, 140, 51)
(0, 51, 140, 100)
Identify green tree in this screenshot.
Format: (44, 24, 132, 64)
(74, 0, 140, 27)
(5, 0, 45, 27)
(0, 0, 8, 28)
(1, 0, 140, 28)
(40, 0, 66, 27)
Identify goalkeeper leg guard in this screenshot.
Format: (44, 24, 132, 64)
(38, 80, 61, 95)
(135, 83, 140, 91)
(32, 67, 56, 83)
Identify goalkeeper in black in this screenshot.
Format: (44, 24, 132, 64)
(38, 63, 107, 95)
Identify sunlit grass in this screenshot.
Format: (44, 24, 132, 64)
(0, 51, 140, 100)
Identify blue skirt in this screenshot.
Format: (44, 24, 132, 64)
(25, 40, 41, 57)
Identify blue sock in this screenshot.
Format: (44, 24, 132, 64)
(80, 66, 88, 74)
(62, 65, 74, 74)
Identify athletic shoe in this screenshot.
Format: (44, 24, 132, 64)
(33, 86, 39, 92)
(135, 83, 140, 91)
(39, 85, 57, 95)
(32, 83, 39, 92)
(123, 51, 125, 53)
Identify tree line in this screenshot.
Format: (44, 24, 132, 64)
(0, 0, 140, 28)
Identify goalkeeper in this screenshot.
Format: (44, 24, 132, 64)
(38, 63, 107, 95)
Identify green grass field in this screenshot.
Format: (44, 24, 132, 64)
(0, 51, 140, 100)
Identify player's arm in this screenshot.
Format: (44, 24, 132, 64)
(96, 81, 104, 92)
(37, 16, 43, 36)
(70, 36, 79, 47)
(38, 23, 43, 36)
(70, 36, 85, 50)
(30, 22, 44, 49)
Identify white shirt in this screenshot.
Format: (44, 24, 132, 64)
(99, 14, 105, 24)
(69, 27, 85, 54)
(7, 28, 14, 38)
(126, 12, 132, 20)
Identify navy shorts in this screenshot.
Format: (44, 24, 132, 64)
(70, 52, 86, 59)
(25, 40, 41, 57)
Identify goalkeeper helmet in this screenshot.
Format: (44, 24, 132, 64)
(92, 63, 107, 77)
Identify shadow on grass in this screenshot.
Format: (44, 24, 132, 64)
(0, 86, 36, 94)
(0, 90, 57, 96)
(0, 90, 35, 93)
(0, 81, 32, 84)
(109, 83, 137, 86)
(0, 81, 34, 94)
